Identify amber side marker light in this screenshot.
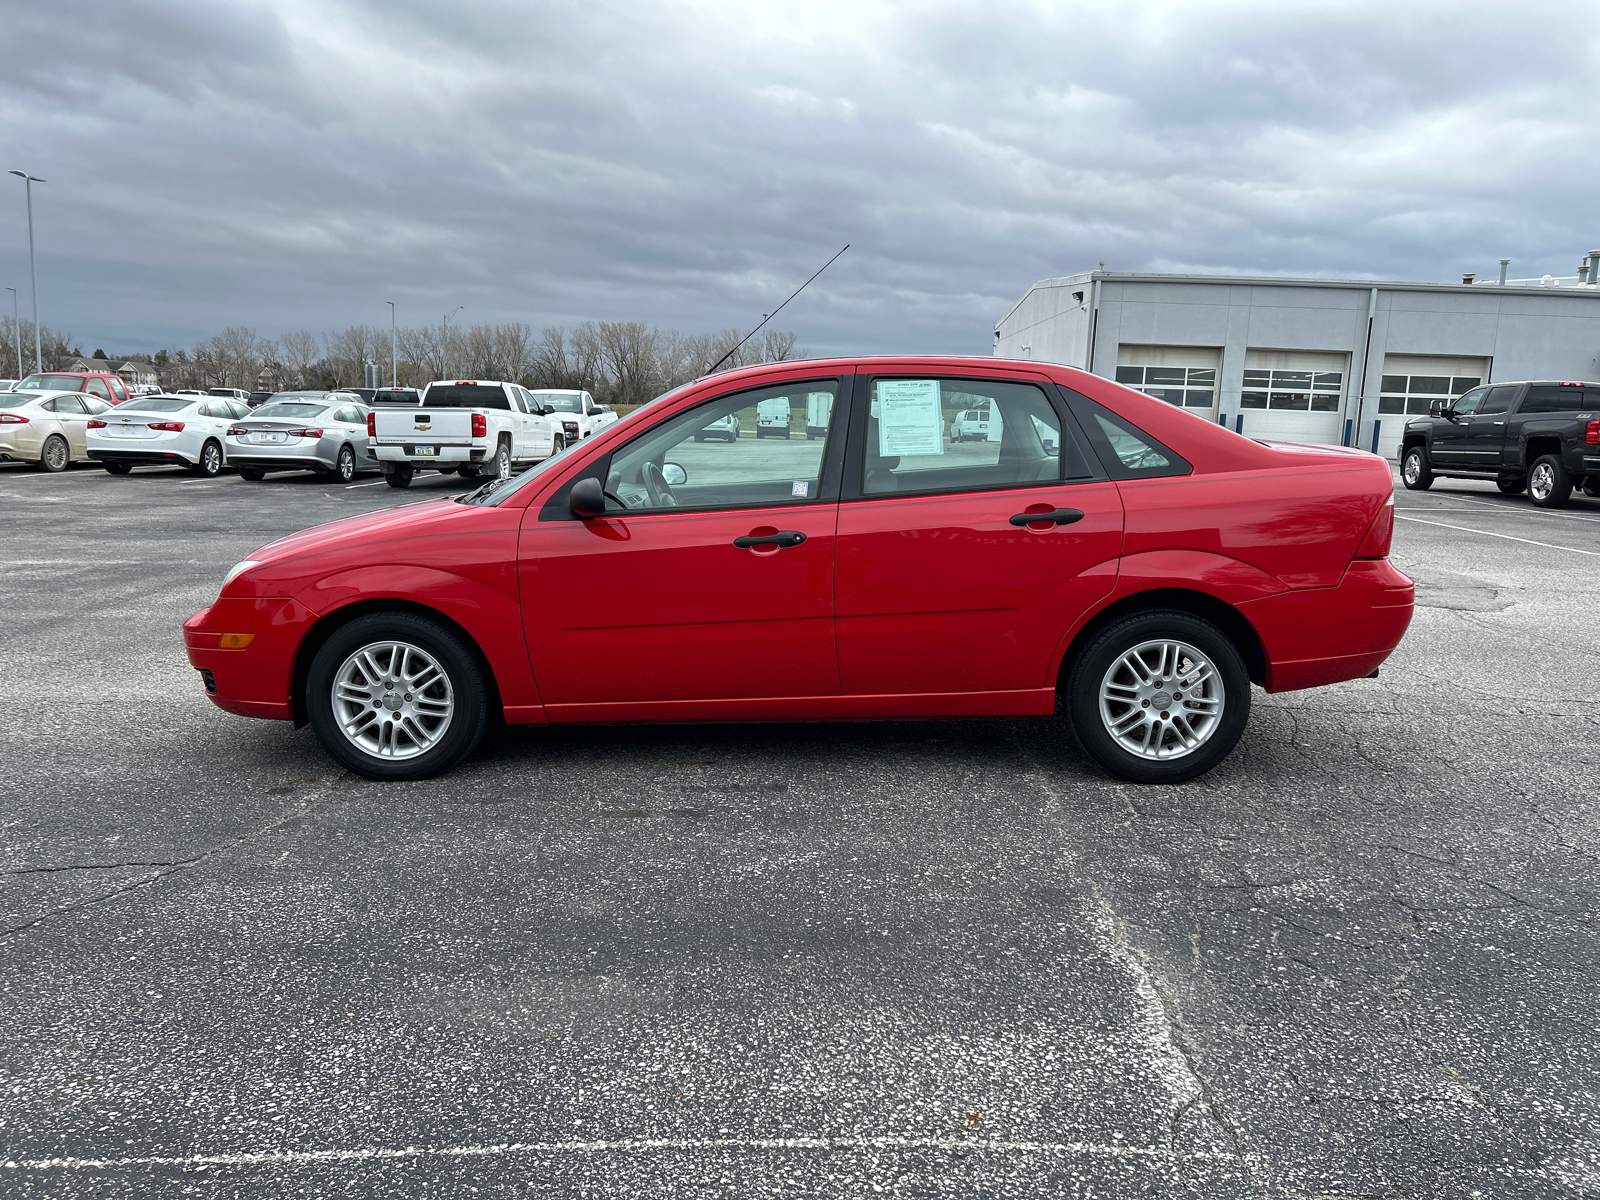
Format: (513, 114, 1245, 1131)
(218, 633, 255, 649)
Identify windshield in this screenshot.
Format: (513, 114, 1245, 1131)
(18, 374, 83, 390)
(118, 397, 196, 413)
(529, 391, 582, 413)
(253, 402, 330, 420)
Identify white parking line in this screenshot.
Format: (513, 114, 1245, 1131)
(7, 1133, 1205, 1173)
(345, 479, 388, 489)
(1394, 514, 1600, 556)
(1399, 492, 1600, 525)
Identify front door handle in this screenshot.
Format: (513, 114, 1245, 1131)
(1009, 508, 1084, 527)
(734, 530, 807, 549)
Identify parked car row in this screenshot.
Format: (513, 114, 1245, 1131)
(0, 376, 617, 483)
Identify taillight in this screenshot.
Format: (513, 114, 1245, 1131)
(0, 413, 28, 424)
(471, 413, 487, 438)
(87, 419, 107, 429)
(227, 425, 247, 436)
(366, 412, 376, 436)
(1587, 420, 1599, 445)
(148, 421, 185, 432)
(1355, 495, 1394, 559)
(286, 427, 323, 439)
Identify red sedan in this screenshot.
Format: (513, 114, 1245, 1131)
(185, 357, 1412, 784)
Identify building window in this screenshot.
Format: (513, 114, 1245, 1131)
(1114, 365, 1216, 409)
(1378, 374, 1481, 415)
(1240, 370, 1344, 411)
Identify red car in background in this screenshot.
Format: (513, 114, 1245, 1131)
(15, 371, 133, 405)
(185, 357, 1413, 784)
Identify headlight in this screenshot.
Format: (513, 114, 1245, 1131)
(222, 559, 261, 588)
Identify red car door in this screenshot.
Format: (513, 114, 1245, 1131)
(835, 370, 1124, 698)
(519, 374, 849, 713)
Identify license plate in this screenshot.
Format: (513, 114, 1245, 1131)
(112, 425, 146, 437)
(412, 446, 436, 456)
(257, 432, 286, 443)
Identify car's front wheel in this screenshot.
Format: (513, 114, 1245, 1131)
(305, 611, 490, 780)
(1400, 445, 1433, 491)
(1066, 609, 1250, 784)
(1496, 475, 1526, 495)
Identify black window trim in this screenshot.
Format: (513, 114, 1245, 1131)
(538, 373, 854, 522)
(1053, 385, 1193, 480)
(840, 370, 1106, 504)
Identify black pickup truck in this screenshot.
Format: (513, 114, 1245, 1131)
(1399, 379, 1600, 508)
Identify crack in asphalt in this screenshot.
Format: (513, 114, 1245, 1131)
(0, 779, 345, 940)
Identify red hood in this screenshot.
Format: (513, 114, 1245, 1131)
(248, 497, 455, 564)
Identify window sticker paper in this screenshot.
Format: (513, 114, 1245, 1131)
(877, 380, 945, 457)
(792, 480, 809, 497)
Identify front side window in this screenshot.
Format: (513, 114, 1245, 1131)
(1479, 386, 1517, 414)
(1451, 387, 1487, 416)
(603, 380, 841, 513)
(862, 378, 1089, 496)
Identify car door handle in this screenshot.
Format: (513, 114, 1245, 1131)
(733, 530, 807, 548)
(1009, 508, 1084, 526)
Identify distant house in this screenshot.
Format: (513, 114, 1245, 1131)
(116, 361, 160, 387)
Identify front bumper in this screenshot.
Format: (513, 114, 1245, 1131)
(1241, 558, 1415, 693)
(184, 597, 318, 721)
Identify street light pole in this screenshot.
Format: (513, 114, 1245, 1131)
(9, 171, 46, 372)
(386, 301, 396, 387)
(442, 305, 462, 380)
(5, 287, 19, 378)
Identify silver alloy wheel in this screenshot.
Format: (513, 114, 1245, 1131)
(331, 640, 454, 760)
(1098, 638, 1224, 761)
(202, 442, 221, 474)
(1529, 461, 1555, 502)
(42, 436, 68, 471)
(495, 441, 511, 478)
(1403, 451, 1422, 485)
(336, 444, 355, 481)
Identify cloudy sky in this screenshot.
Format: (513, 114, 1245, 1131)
(2, 0, 1597, 358)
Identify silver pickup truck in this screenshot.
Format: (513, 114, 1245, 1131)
(370, 380, 563, 488)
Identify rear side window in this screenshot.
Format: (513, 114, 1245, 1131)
(425, 385, 510, 410)
(1520, 385, 1592, 414)
(1064, 393, 1191, 479)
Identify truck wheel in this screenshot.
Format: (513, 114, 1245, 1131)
(305, 610, 490, 781)
(1496, 475, 1526, 495)
(1528, 454, 1573, 508)
(1400, 445, 1433, 491)
(386, 464, 414, 489)
(1066, 610, 1250, 785)
(239, 468, 265, 482)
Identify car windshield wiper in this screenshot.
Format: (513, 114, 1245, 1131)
(458, 475, 515, 505)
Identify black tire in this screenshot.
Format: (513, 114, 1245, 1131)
(550, 434, 565, 458)
(755, 429, 764, 439)
(457, 465, 481, 479)
(239, 468, 266, 482)
(332, 443, 356, 483)
(1496, 475, 1526, 496)
(103, 461, 132, 475)
(1065, 609, 1251, 785)
(1528, 454, 1573, 508)
(725, 432, 736, 443)
(693, 435, 705, 443)
(1400, 444, 1433, 491)
(39, 434, 69, 473)
(191, 439, 223, 477)
(386, 464, 414, 489)
(305, 611, 490, 781)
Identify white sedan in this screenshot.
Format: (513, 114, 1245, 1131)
(86, 394, 251, 476)
(0, 389, 116, 471)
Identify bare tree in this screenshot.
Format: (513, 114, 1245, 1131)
(279, 331, 321, 389)
(597, 321, 659, 405)
(213, 326, 260, 389)
(324, 326, 384, 388)
(397, 325, 444, 382)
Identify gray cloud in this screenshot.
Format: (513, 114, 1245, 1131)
(2, 0, 1597, 357)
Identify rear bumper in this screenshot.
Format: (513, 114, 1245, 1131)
(227, 454, 331, 471)
(183, 597, 318, 721)
(88, 449, 196, 466)
(375, 444, 484, 464)
(1241, 559, 1415, 693)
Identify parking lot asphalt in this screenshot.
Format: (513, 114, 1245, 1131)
(1, 460, 1597, 1198)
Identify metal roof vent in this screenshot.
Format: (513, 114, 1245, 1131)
(1461, 272, 1476, 285)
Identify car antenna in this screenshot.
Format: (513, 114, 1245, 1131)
(706, 244, 849, 375)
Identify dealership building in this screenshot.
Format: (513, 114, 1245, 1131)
(993, 257, 1600, 459)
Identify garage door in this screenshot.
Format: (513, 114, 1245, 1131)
(1240, 349, 1349, 446)
(1114, 345, 1220, 421)
(1375, 354, 1490, 460)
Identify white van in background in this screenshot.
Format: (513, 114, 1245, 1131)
(950, 405, 1003, 443)
(804, 392, 833, 439)
(755, 397, 792, 438)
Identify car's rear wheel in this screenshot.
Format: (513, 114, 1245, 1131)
(239, 468, 265, 482)
(1400, 445, 1432, 490)
(1528, 455, 1573, 508)
(331, 443, 356, 483)
(386, 464, 414, 488)
(39, 435, 69, 473)
(306, 611, 490, 781)
(191, 439, 223, 477)
(103, 461, 132, 475)
(1066, 609, 1250, 784)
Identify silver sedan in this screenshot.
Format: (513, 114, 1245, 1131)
(225, 396, 378, 482)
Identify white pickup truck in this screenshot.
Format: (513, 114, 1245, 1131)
(526, 389, 618, 445)
(370, 380, 563, 488)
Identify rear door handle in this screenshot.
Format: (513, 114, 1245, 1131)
(733, 530, 807, 548)
(1009, 508, 1084, 526)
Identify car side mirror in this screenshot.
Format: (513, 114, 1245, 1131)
(1428, 399, 1444, 417)
(662, 462, 687, 486)
(569, 476, 606, 519)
